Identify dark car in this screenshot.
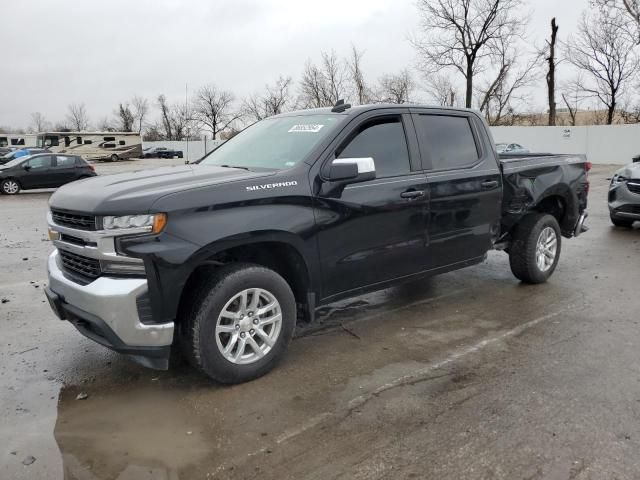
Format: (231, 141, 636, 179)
(0, 148, 50, 165)
(0, 153, 96, 195)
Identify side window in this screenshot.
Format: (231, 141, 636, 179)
(64, 136, 71, 147)
(103, 143, 116, 149)
(414, 115, 479, 170)
(55, 155, 75, 168)
(84, 140, 92, 144)
(11, 138, 25, 146)
(119, 140, 126, 145)
(103, 136, 115, 142)
(26, 156, 52, 169)
(0, 137, 7, 147)
(45, 136, 59, 147)
(336, 117, 410, 178)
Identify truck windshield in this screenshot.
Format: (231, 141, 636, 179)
(200, 114, 342, 170)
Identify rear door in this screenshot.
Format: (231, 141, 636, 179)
(50, 155, 80, 186)
(313, 111, 430, 299)
(411, 110, 502, 269)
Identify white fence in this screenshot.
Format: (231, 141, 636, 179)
(143, 140, 224, 162)
(490, 125, 640, 165)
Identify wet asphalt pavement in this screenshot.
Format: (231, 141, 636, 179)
(1, 161, 639, 479)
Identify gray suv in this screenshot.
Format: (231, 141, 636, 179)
(609, 162, 640, 227)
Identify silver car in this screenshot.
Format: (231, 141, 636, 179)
(609, 161, 640, 227)
(496, 143, 530, 154)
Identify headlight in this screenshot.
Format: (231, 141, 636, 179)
(612, 174, 626, 184)
(102, 213, 167, 233)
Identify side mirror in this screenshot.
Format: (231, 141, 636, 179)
(23, 165, 31, 171)
(328, 157, 376, 183)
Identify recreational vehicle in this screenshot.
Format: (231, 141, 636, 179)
(0, 134, 37, 148)
(35, 132, 142, 161)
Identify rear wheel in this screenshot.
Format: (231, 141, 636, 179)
(508, 213, 561, 284)
(610, 214, 634, 228)
(110, 154, 119, 162)
(180, 263, 296, 384)
(1, 179, 20, 195)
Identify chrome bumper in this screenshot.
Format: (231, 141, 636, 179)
(47, 250, 174, 348)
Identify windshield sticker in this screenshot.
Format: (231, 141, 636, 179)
(288, 124, 324, 133)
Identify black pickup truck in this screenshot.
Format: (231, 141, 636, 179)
(44, 104, 589, 383)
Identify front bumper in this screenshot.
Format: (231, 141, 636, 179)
(609, 182, 640, 219)
(46, 250, 174, 369)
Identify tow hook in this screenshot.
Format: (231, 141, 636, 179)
(574, 211, 589, 237)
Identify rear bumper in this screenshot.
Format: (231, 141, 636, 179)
(46, 250, 174, 369)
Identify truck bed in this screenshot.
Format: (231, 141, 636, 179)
(498, 153, 589, 239)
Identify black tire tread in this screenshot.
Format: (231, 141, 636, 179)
(509, 213, 561, 284)
(179, 262, 295, 383)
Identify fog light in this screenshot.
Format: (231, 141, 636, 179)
(48, 229, 60, 241)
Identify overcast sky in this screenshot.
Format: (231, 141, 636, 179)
(0, 0, 586, 130)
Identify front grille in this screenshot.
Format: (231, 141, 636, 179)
(59, 249, 101, 279)
(51, 209, 97, 231)
(627, 181, 640, 194)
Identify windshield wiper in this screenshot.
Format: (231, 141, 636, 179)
(219, 164, 250, 171)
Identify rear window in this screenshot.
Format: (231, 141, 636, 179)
(414, 115, 479, 170)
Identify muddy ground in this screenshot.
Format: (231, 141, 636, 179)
(1, 161, 639, 479)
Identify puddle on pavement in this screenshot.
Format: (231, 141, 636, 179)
(51, 271, 574, 479)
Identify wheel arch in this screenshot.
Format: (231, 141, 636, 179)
(532, 184, 578, 236)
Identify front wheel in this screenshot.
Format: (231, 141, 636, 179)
(109, 154, 119, 162)
(508, 213, 561, 284)
(180, 263, 296, 384)
(1, 178, 21, 195)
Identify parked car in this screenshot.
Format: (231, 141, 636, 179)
(496, 143, 530, 154)
(609, 161, 640, 227)
(0, 147, 18, 156)
(142, 146, 168, 158)
(0, 153, 96, 195)
(0, 148, 50, 165)
(44, 104, 589, 383)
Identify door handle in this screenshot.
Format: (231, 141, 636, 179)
(400, 190, 425, 199)
(481, 180, 499, 189)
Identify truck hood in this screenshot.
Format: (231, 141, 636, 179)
(614, 162, 640, 180)
(49, 164, 274, 214)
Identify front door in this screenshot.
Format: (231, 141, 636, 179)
(313, 113, 430, 299)
(412, 111, 502, 269)
(21, 155, 54, 189)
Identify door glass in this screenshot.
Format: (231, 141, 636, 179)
(25, 156, 52, 169)
(337, 117, 410, 178)
(55, 155, 75, 167)
(414, 115, 479, 170)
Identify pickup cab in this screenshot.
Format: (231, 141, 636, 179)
(44, 104, 589, 383)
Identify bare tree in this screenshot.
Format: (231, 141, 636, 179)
(157, 94, 173, 140)
(545, 18, 559, 125)
(560, 75, 589, 126)
(598, 0, 640, 42)
(65, 103, 89, 131)
(191, 85, 240, 139)
(132, 96, 149, 134)
(29, 112, 48, 133)
(375, 69, 415, 104)
(425, 73, 459, 106)
(243, 76, 293, 122)
(298, 50, 348, 108)
(96, 116, 114, 131)
(477, 39, 538, 125)
(566, 6, 640, 124)
(117, 103, 135, 132)
(348, 44, 370, 104)
(412, 0, 527, 108)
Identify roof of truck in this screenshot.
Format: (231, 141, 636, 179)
(277, 103, 478, 117)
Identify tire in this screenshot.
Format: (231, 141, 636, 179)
(1, 178, 21, 195)
(110, 154, 119, 162)
(509, 213, 561, 284)
(180, 263, 296, 384)
(610, 214, 634, 228)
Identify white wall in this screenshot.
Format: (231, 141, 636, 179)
(491, 125, 640, 165)
(143, 140, 224, 162)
